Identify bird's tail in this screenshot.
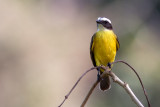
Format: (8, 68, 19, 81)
(100, 75, 111, 91)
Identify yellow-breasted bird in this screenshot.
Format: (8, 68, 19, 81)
(90, 17, 120, 91)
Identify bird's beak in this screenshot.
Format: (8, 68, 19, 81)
(96, 20, 101, 24)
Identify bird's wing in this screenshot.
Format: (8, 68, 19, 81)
(115, 35, 120, 51)
(90, 34, 96, 67)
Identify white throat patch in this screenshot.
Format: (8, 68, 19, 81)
(97, 24, 109, 31)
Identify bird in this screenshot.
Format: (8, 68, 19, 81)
(90, 17, 120, 91)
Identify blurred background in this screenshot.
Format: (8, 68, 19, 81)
(0, 0, 160, 107)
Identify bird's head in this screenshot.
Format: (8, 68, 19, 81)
(96, 17, 113, 31)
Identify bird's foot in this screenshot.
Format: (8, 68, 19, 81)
(107, 62, 111, 68)
(97, 69, 101, 81)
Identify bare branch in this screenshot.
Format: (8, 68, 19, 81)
(81, 80, 100, 107)
(58, 66, 100, 107)
(81, 66, 145, 107)
(59, 60, 150, 107)
(108, 71, 144, 107)
(112, 60, 151, 107)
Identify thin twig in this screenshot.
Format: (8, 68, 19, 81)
(58, 66, 101, 107)
(109, 71, 144, 107)
(59, 60, 150, 107)
(81, 66, 145, 107)
(81, 80, 100, 107)
(112, 60, 151, 107)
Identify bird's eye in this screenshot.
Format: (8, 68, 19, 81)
(104, 21, 108, 24)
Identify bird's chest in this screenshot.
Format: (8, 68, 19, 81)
(93, 34, 116, 65)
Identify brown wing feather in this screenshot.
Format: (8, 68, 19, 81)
(90, 34, 96, 67)
(116, 36, 120, 51)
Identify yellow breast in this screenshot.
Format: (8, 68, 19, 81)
(93, 30, 117, 67)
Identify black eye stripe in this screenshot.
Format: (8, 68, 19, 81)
(101, 21, 108, 24)
(101, 21, 113, 30)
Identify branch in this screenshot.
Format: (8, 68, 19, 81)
(81, 80, 100, 107)
(58, 66, 100, 107)
(112, 60, 151, 107)
(59, 60, 150, 107)
(108, 71, 144, 107)
(81, 66, 145, 107)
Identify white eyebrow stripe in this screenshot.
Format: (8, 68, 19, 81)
(97, 17, 111, 23)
